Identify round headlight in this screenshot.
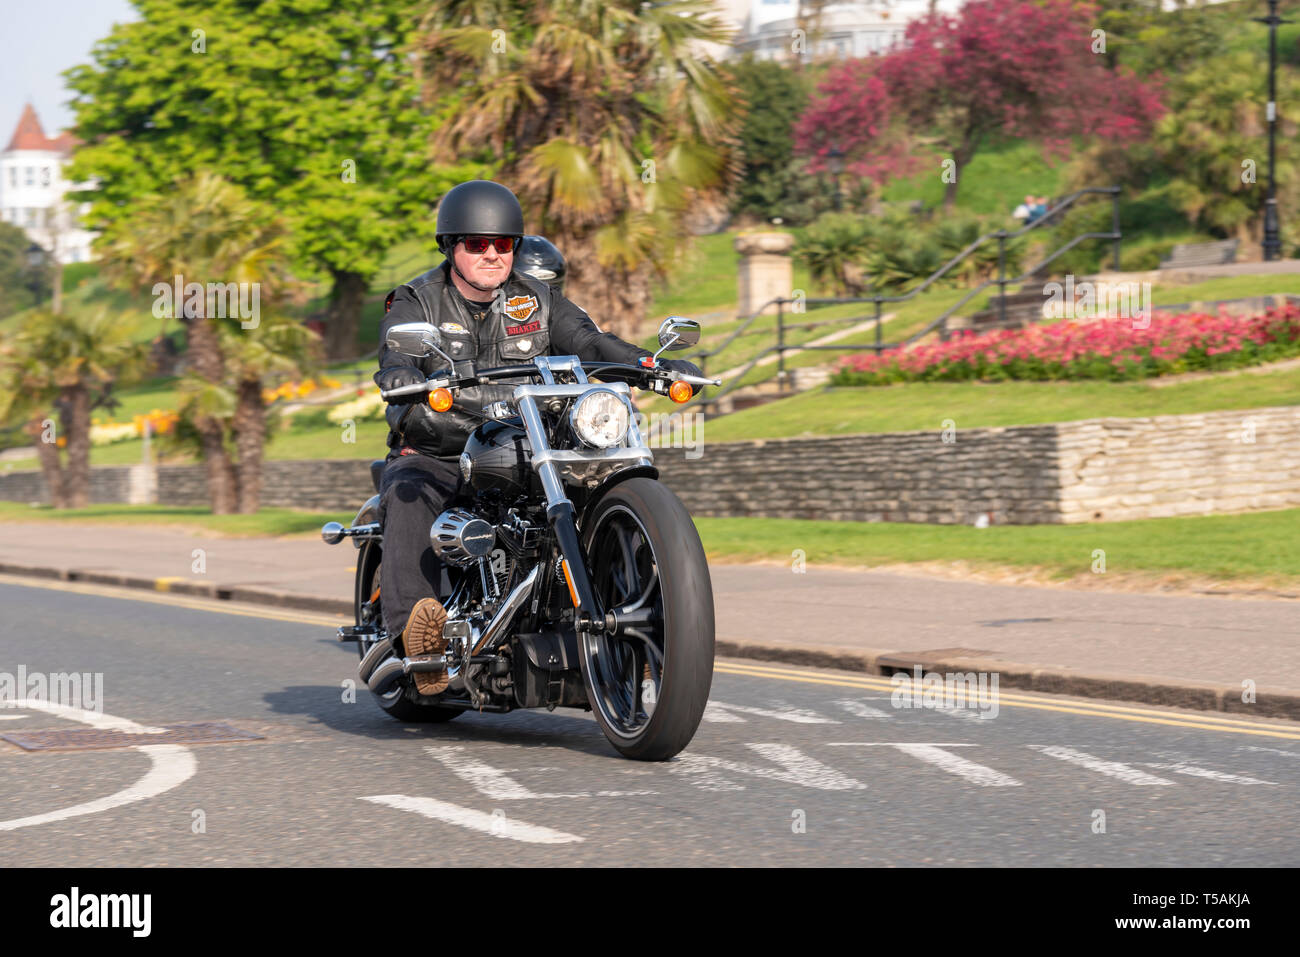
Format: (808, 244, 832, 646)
(570, 388, 630, 449)
(459, 450, 473, 482)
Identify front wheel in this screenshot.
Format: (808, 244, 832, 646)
(578, 478, 715, 760)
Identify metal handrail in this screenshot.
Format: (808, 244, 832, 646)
(664, 186, 1122, 417)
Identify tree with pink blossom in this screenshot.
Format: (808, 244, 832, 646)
(795, 0, 1165, 209)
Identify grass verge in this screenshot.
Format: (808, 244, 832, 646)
(0, 502, 342, 537)
(694, 509, 1300, 586)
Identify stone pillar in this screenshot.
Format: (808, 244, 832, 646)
(126, 463, 158, 505)
(734, 232, 794, 317)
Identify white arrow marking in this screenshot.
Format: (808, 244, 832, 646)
(425, 746, 655, 799)
(935, 707, 992, 723)
(361, 794, 584, 844)
(704, 701, 839, 724)
(1029, 745, 1174, 785)
(1142, 762, 1275, 785)
(0, 700, 196, 832)
(830, 743, 1021, 787)
(834, 699, 894, 720)
(701, 702, 746, 723)
(671, 743, 866, 792)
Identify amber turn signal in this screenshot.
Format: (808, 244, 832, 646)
(428, 388, 454, 412)
(561, 559, 581, 608)
(668, 380, 693, 404)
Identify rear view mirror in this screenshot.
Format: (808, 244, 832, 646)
(656, 317, 701, 351)
(385, 322, 443, 358)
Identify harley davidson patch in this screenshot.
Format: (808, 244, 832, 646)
(505, 320, 542, 336)
(504, 295, 540, 322)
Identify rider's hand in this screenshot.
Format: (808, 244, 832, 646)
(659, 358, 704, 397)
(375, 365, 425, 400)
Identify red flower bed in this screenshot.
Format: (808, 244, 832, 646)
(832, 305, 1300, 385)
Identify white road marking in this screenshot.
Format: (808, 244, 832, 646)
(670, 743, 866, 792)
(829, 743, 1021, 787)
(0, 715, 28, 720)
(935, 707, 992, 723)
(1142, 762, 1275, 785)
(360, 794, 584, 844)
(701, 702, 746, 723)
(1029, 745, 1174, 785)
(425, 746, 655, 799)
(0, 700, 196, 832)
(834, 699, 894, 720)
(704, 701, 839, 724)
(1237, 745, 1300, 759)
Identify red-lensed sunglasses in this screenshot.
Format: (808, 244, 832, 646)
(460, 235, 518, 254)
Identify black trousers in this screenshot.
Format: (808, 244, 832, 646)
(376, 452, 463, 639)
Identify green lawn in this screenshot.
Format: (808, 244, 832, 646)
(704, 361, 1300, 442)
(0, 501, 342, 537)
(3, 500, 1297, 586)
(694, 508, 1300, 584)
(880, 139, 1069, 217)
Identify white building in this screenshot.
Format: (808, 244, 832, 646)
(716, 0, 964, 62)
(0, 104, 95, 264)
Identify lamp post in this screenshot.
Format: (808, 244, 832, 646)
(827, 146, 846, 212)
(25, 242, 47, 306)
(1254, 0, 1291, 261)
(25, 240, 61, 313)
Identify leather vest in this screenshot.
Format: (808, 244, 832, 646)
(383, 263, 553, 458)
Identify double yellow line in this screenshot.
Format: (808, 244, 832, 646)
(717, 660, 1300, 740)
(4, 572, 1298, 741)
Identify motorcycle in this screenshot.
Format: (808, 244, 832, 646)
(322, 317, 721, 760)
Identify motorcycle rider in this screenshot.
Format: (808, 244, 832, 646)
(374, 180, 701, 693)
(514, 235, 568, 293)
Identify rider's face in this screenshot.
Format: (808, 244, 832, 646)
(452, 238, 514, 294)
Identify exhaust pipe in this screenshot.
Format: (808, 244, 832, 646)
(367, 654, 451, 696)
(358, 636, 394, 687)
(472, 565, 540, 656)
(365, 564, 540, 695)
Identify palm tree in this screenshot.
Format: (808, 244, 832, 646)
(0, 305, 146, 508)
(414, 0, 742, 340)
(98, 172, 314, 513)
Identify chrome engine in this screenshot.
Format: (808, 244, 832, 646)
(430, 508, 497, 567)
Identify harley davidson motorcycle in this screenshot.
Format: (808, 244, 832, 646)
(322, 317, 720, 760)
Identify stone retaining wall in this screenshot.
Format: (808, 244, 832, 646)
(3, 405, 1298, 524)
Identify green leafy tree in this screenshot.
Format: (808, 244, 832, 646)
(99, 172, 314, 514)
(414, 0, 742, 340)
(0, 305, 147, 508)
(64, 0, 463, 359)
(1154, 50, 1299, 245)
(725, 56, 818, 223)
(0, 221, 51, 317)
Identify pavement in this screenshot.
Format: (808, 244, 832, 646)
(0, 520, 1297, 719)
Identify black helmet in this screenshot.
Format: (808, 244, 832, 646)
(515, 235, 566, 291)
(435, 180, 525, 253)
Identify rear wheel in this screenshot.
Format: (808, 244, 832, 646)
(578, 478, 714, 760)
(355, 540, 463, 723)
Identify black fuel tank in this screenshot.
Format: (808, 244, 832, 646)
(461, 418, 534, 497)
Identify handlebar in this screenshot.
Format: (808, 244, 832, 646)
(377, 360, 721, 401)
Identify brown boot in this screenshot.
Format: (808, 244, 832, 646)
(402, 597, 449, 695)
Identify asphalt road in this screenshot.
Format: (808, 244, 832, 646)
(1, 577, 1298, 867)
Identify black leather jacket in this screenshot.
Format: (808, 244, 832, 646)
(377, 261, 654, 459)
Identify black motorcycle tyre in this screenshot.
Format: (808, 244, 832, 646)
(578, 477, 715, 760)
